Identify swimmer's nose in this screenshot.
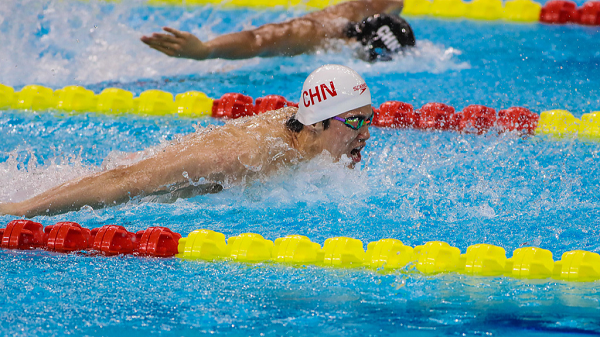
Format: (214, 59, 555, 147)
(359, 125, 370, 142)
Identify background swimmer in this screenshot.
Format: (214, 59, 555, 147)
(141, 0, 415, 62)
(0, 65, 372, 217)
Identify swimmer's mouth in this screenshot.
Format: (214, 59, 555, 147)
(350, 146, 364, 163)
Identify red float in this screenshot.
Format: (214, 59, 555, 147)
(45, 222, 91, 253)
(89, 225, 137, 256)
(457, 105, 497, 134)
(373, 101, 418, 128)
(0, 220, 45, 250)
(497, 107, 539, 134)
(135, 227, 182, 257)
(211, 93, 254, 119)
(578, 1, 600, 25)
(254, 95, 297, 114)
(417, 103, 457, 130)
(540, 0, 580, 24)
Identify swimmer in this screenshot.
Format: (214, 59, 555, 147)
(0, 65, 372, 217)
(141, 0, 415, 62)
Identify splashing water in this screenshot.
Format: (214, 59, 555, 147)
(0, 0, 470, 89)
(1, 0, 600, 335)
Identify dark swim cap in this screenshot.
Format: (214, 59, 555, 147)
(345, 14, 416, 62)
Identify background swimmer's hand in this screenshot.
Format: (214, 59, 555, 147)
(141, 27, 210, 60)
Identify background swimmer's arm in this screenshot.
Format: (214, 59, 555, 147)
(0, 137, 259, 217)
(141, 21, 330, 60)
(140, 0, 403, 60)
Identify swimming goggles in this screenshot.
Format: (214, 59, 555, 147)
(332, 114, 373, 130)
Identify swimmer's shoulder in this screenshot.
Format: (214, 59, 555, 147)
(304, 1, 374, 21)
(228, 107, 298, 144)
(187, 106, 298, 142)
(304, 0, 403, 23)
(263, 106, 299, 123)
(225, 106, 298, 128)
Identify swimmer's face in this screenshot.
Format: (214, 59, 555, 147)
(320, 105, 372, 167)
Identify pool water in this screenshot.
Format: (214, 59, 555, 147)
(1, 0, 600, 335)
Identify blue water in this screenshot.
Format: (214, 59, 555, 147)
(1, 0, 600, 335)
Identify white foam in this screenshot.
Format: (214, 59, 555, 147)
(0, 150, 97, 203)
(304, 40, 471, 75)
(0, 0, 256, 87)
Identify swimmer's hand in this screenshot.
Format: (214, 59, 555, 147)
(141, 27, 210, 60)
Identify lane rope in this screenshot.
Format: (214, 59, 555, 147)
(1, 83, 598, 139)
(1, 220, 599, 282)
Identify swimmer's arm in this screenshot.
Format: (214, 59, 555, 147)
(141, 27, 211, 60)
(141, 20, 329, 60)
(140, 0, 404, 60)
(0, 203, 13, 216)
(1, 139, 256, 217)
(0, 166, 154, 217)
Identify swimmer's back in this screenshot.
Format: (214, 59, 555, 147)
(180, 107, 301, 182)
(206, 106, 297, 144)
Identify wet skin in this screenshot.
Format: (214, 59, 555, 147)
(0, 106, 371, 217)
(140, 0, 404, 60)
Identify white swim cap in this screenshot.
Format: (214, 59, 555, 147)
(296, 64, 372, 125)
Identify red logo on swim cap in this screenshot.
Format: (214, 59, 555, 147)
(353, 83, 367, 95)
(302, 81, 337, 107)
